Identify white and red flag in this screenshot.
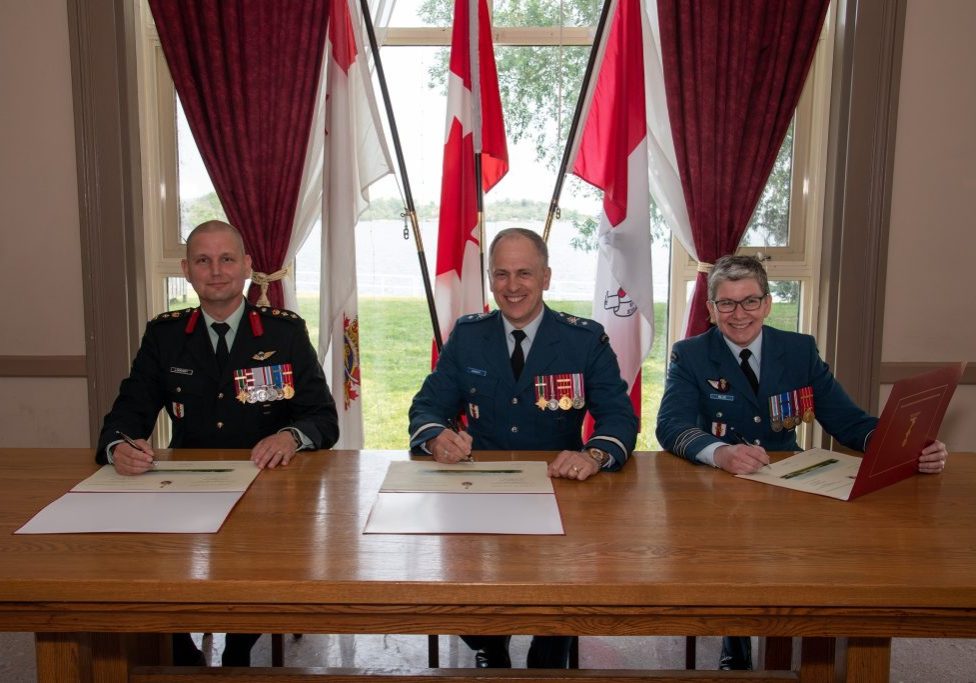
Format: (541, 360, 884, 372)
(570, 0, 654, 426)
(320, 0, 392, 448)
(433, 0, 508, 351)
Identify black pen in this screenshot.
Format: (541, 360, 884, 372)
(115, 430, 156, 466)
(729, 427, 771, 471)
(446, 418, 474, 462)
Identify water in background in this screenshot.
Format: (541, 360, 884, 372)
(296, 219, 671, 304)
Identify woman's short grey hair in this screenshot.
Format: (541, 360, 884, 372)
(707, 255, 770, 300)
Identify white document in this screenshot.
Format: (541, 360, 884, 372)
(363, 491, 564, 534)
(72, 461, 259, 493)
(15, 491, 245, 534)
(736, 448, 862, 500)
(380, 460, 554, 493)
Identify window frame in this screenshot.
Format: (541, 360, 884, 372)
(134, 3, 187, 319)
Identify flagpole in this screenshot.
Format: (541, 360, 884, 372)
(469, 0, 487, 309)
(542, 0, 617, 244)
(358, 0, 444, 351)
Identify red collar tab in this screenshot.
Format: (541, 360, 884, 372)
(184, 308, 201, 334)
(249, 309, 264, 337)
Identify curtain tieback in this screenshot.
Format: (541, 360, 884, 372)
(696, 261, 714, 274)
(250, 265, 290, 307)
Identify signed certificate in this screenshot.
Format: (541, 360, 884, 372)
(736, 363, 964, 501)
(379, 460, 554, 494)
(366, 460, 563, 534)
(16, 461, 260, 534)
(736, 449, 862, 500)
(71, 461, 259, 493)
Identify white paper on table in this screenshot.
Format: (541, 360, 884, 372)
(15, 491, 245, 534)
(735, 449, 862, 500)
(72, 461, 259, 493)
(363, 491, 564, 534)
(380, 460, 554, 493)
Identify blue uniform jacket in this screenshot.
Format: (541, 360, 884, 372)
(96, 302, 338, 461)
(408, 307, 638, 468)
(656, 325, 877, 462)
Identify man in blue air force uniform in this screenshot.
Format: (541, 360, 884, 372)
(97, 220, 338, 667)
(409, 227, 638, 669)
(656, 254, 949, 670)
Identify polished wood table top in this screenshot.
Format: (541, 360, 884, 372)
(1, 447, 974, 631)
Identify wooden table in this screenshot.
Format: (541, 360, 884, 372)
(1, 449, 974, 682)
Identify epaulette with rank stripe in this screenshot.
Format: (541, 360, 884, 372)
(150, 307, 195, 323)
(457, 310, 497, 324)
(256, 306, 303, 322)
(554, 310, 609, 342)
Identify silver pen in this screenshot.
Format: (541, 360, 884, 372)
(115, 430, 156, 466)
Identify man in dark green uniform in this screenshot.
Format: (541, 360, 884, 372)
(97, 220, 338, 666)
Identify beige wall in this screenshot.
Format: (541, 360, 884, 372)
(0, 1, 89, 447)
(883, 0, 976, 450)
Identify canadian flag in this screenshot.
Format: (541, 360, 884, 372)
(433, 0, 508, 349)
(570, 0, 654, 425)
(321, 0, 392, 448)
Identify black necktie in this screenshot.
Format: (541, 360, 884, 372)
(511, 329, 527, 380)
(739, 348, 759, 394)
(212, 322, 230, 374)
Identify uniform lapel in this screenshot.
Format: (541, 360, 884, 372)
(227, 305, 260, 384)
(481, 313, 512, 386)
(757, 326, 784, 401)
(515, 308, 559, 393)
(708, 327, 760, 408)
(186, 316, 220, 383)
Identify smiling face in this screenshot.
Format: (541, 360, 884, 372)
(488, 234, 551, 328)
(181, 224, 251, 320)
(707, 277, 771, 347)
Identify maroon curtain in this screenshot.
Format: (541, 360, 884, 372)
(149, 0, 329, 308)
(657, 0, 829, 337)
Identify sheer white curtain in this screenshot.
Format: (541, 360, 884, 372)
(642, 0, 691, 254)
(642, 0, 694, 332)
(282, 0, 397, 449)
(281, 0, 397, 312)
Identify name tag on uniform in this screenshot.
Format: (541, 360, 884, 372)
(709, 393, 734, 401)
(170, 367, 193, 376)
(465, 367, 487, 376)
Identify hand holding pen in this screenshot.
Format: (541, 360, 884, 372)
(112, 430, 156, 476)
(426, 418, 474, 464)
(714, 427, 771, 475)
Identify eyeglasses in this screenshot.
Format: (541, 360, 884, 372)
(709, 294, 767, 313)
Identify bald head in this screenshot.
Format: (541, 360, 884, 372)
(185, 220, 246, 258)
